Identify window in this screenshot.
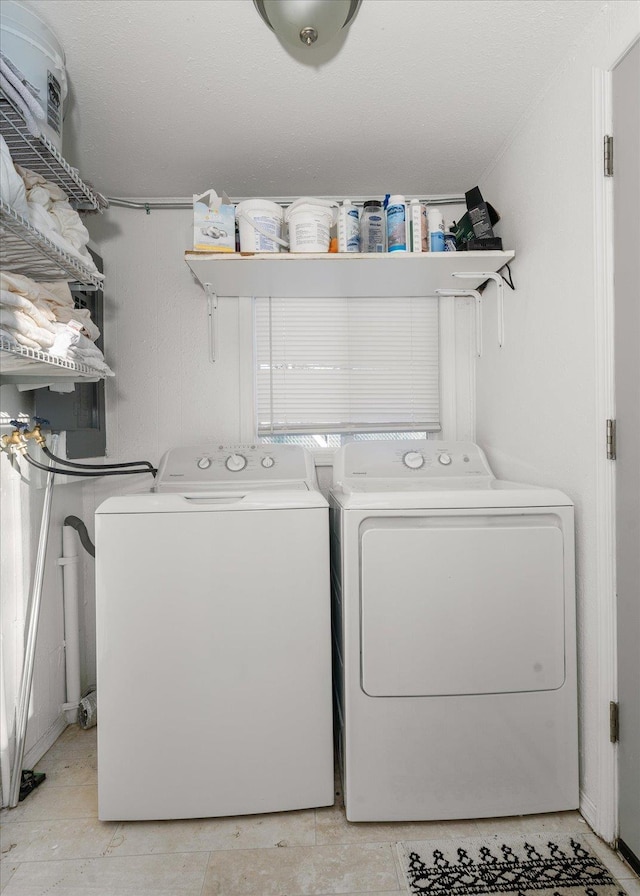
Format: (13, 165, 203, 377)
(254, 295, 440, 444)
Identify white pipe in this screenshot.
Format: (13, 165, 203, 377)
(59, 526, 81, 724)
(0, 637, 12, 808)
(8, 433, 59, 807)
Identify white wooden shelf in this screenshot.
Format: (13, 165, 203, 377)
(0, 337, 112, 387)
(184, 250, 515, 298)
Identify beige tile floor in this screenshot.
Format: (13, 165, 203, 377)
(1, 725, 638, 896)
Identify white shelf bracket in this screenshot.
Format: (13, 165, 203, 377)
(204, 283, 218, 363)
(451, 271, 506, 348)
(435, 288, 483, 358)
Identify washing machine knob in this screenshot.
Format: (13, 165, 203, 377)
(225, 453, 247, 472)
(438, 453, 452, 466)
(261, 456, 275, 469)
(403, 451, 425, 470)
(197, 456, 212, 470)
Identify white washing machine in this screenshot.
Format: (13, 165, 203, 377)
(329, 439, 579, 822)
(95, 444, 333, 821)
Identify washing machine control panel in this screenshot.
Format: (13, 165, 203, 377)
(155, 444, 318, 491)
(334, 440, 495, 485)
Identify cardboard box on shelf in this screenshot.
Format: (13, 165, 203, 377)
(193, 189, 235, 252)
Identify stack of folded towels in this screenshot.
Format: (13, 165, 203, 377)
(0, 134, 104, 279)
(0, 271, 112, 374)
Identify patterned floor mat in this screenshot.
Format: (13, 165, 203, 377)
(399, 833, 629, 895)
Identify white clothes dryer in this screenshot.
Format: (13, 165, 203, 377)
(96, 444, 333, 821)
(329, 440, 579, 822)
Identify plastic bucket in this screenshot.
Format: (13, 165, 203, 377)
(0, 0, 68, 150)
(236, 199, 287, 253)
(285, 198, 338, 253)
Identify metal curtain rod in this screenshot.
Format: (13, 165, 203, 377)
(107, 195, 467, 212)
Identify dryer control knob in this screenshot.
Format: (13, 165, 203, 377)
(403, 451, 425, 470)
(261, 456, 275, 469)
(438, 453, 452, 466)
(225, 453, 247, 472)
(197, 456, 212, 470)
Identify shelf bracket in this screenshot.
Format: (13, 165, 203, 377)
(451, 271, 506, 348)
(435, 288, 483, 358)
(204, 283, 218, 363)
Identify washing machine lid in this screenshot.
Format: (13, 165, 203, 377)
(332, 478, 573, 509)
(96, 488, 327, 514)
(97, 444, 328, 513)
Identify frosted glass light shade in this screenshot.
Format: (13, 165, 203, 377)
(254, 0, 361, 47)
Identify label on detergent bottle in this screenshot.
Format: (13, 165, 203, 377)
(387, 203, 407, 252)
(253, 215, 280, 252)
(428, 208, 445, 252)
(338, 205, 360, 252)
(345, 207, 360, 252)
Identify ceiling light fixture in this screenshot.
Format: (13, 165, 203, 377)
(253, 0, 362, 48)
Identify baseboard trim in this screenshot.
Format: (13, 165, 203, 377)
(23, 714, 68, 771)
(580, 789, 600, 837)
(1, 715, 67, 808)
(617, 839, 640, 877)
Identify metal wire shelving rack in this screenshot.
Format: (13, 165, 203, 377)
(0, 199, 104, 289)
(0, 336, 111, 385)
(0, 96, 107, 212)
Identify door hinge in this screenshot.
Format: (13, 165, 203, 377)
(610, 701, 619, 743)
(607, 418, 616, 460)
(604, 135, 613, 177)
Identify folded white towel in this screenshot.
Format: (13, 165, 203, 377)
(66, 347, 113, 375)
(0, 306, 54, 348)
(0, 324, 42, 349)
(0, 134, 30, 217)
(0, 291, 56, 331)
(0, 274, 100, 342)
(0, 70, 42, 138)
(0, 271, 48, 302)
(0, 288, 56, 321)
(49, 201, 92, 252)
(15, 166, 67, 205)
(0, 54, 45, 123)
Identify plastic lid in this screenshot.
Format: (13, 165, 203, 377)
(363, 200, 382, 208)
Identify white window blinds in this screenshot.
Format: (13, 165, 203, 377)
(254, 296, 440, 436)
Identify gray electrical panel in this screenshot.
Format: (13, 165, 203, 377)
(36, 250, 106, 458)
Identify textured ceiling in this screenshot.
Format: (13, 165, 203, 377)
(25, 0, 602, 199)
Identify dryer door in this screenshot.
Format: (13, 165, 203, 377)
(360, 512, 566, 697)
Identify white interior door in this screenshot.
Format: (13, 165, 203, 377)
(613, 38, 640, 867)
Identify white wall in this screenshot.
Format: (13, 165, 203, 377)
(476, 0, 639, 839)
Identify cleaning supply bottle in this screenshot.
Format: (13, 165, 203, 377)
(337, 200, 360, 252)
(386, 194, 408, 252)
(409, 199, 427, 253)
(427, 207, 445, 252)
(360, 200, 385, 253)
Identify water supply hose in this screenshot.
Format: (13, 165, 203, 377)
(20, 453, 155, 478)
(41, 444, 156, 476)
